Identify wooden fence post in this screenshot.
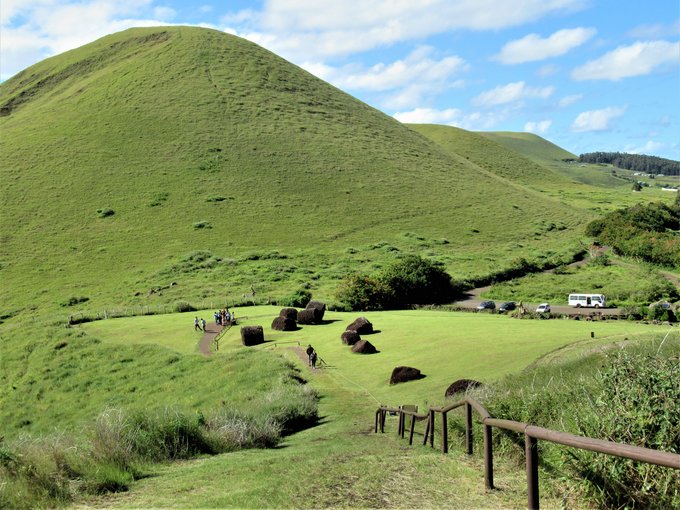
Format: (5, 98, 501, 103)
(441, 411, 448, 454)
(465, 402, 473, 455)
(423, 413, 431, 446)
(525, 434, 539, 509)
(429, 409, 435, 448)
(409, 415, 416, 445)
(484, 424, 494, 490)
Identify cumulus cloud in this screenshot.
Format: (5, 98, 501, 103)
(571, 106, 627, 132)
(472, 81, 555, 107)
(0, 0, 174, 78)
(525, 120, 552, 134)
(495, 27, 596, 64)
(300, 47, 467, 109)
(572, 40, 680, 80)
(229, 0, 586, 60)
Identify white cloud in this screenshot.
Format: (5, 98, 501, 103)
(525, 120, 552, 134)
(393, 106, 512, 130)
(0, 0, 182, 78)
(227, 0, 586, 60)
(558, 94, 583, 107)
(495, 27, 596, 64)
(628, 21, 680, 39)
(301, 47, 467, 109)
(571, 106, 627, 132)
(625, 140, 665, 155)
(472, 81, 555, 107)
(572, 40, 680, 81)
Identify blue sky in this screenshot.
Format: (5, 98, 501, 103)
(2, 1, 679, 160)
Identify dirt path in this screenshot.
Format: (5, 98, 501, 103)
(198, 323, 224, 356)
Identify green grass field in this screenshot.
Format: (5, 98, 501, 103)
(71, 308, 676, 508)
(81, 306, 671, 411)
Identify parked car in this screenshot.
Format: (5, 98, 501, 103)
(499, 301, 516, 313)
(536, 303, 551, 313)
(476, 300, 496, 311)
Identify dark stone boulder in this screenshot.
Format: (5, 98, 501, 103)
(240, 326, 264, 346)
(271, 316, 297, 331)
(390, 366, 424, 385)
(305, 300, 326, 321)
(351, 339, 377, 354)
(444, 379, 483, 398)
(296, 308, 317, 325)
(341, 330, 361, 345)
(279, 307, 298, 320)
(347, 317, 373, 335)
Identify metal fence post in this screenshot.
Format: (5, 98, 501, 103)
(525, 434, 539, 509)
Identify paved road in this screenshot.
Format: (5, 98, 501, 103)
(453, 286, 623, 316)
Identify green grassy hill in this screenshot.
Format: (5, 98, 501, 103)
(0, 26, 587, 318)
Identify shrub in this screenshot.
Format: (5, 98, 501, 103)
(571, 351, 680, 508)
(336, 256, 458, 311)
(173, 301, 196, 313)
(335, 274, 388, 311)
(379, 255, 456, 308)
(280, 288, 311, 308)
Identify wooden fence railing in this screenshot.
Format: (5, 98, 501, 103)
(375, 397, 680, 510)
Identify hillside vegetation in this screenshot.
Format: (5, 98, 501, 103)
(0, 26, 587, 320)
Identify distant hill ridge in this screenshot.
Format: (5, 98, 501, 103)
(0, 26, 583, 313)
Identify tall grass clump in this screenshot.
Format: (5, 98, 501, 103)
(0, 377, 318, 509)
(448, 336, 680, 508)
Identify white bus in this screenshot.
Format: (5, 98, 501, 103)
(568, 294, 606, 308)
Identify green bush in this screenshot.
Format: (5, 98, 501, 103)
(336, 255, 458, 310)
(335, 274, 388, 311)
(280, 287, 312, 308)
(571, 351, 680, 508)
(173, 301, 196, 313)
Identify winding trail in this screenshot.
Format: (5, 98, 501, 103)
(198, 323, 224, 356)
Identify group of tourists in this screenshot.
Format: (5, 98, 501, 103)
(305, 344, 318, 369)
(193, 309, 234, 332)
(214, 308, 232, 326)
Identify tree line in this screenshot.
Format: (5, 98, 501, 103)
(579, 152, 679, 176)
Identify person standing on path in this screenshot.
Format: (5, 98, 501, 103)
(305, 344, 314, 366)
(194, 317, 201, 331)
(310, 350, 318, 369)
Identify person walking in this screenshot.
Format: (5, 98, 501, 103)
(305, 344, 314, 366)
(201, 318, 207, 332)
(194, 316, 201, 331)
(310, 350, 318, 370)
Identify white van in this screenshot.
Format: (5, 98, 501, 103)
(568, 294, 606, 308)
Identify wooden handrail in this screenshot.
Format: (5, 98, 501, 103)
(375, 397, 680, 509)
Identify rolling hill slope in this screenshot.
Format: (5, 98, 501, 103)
(0, 26, 584, 315)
